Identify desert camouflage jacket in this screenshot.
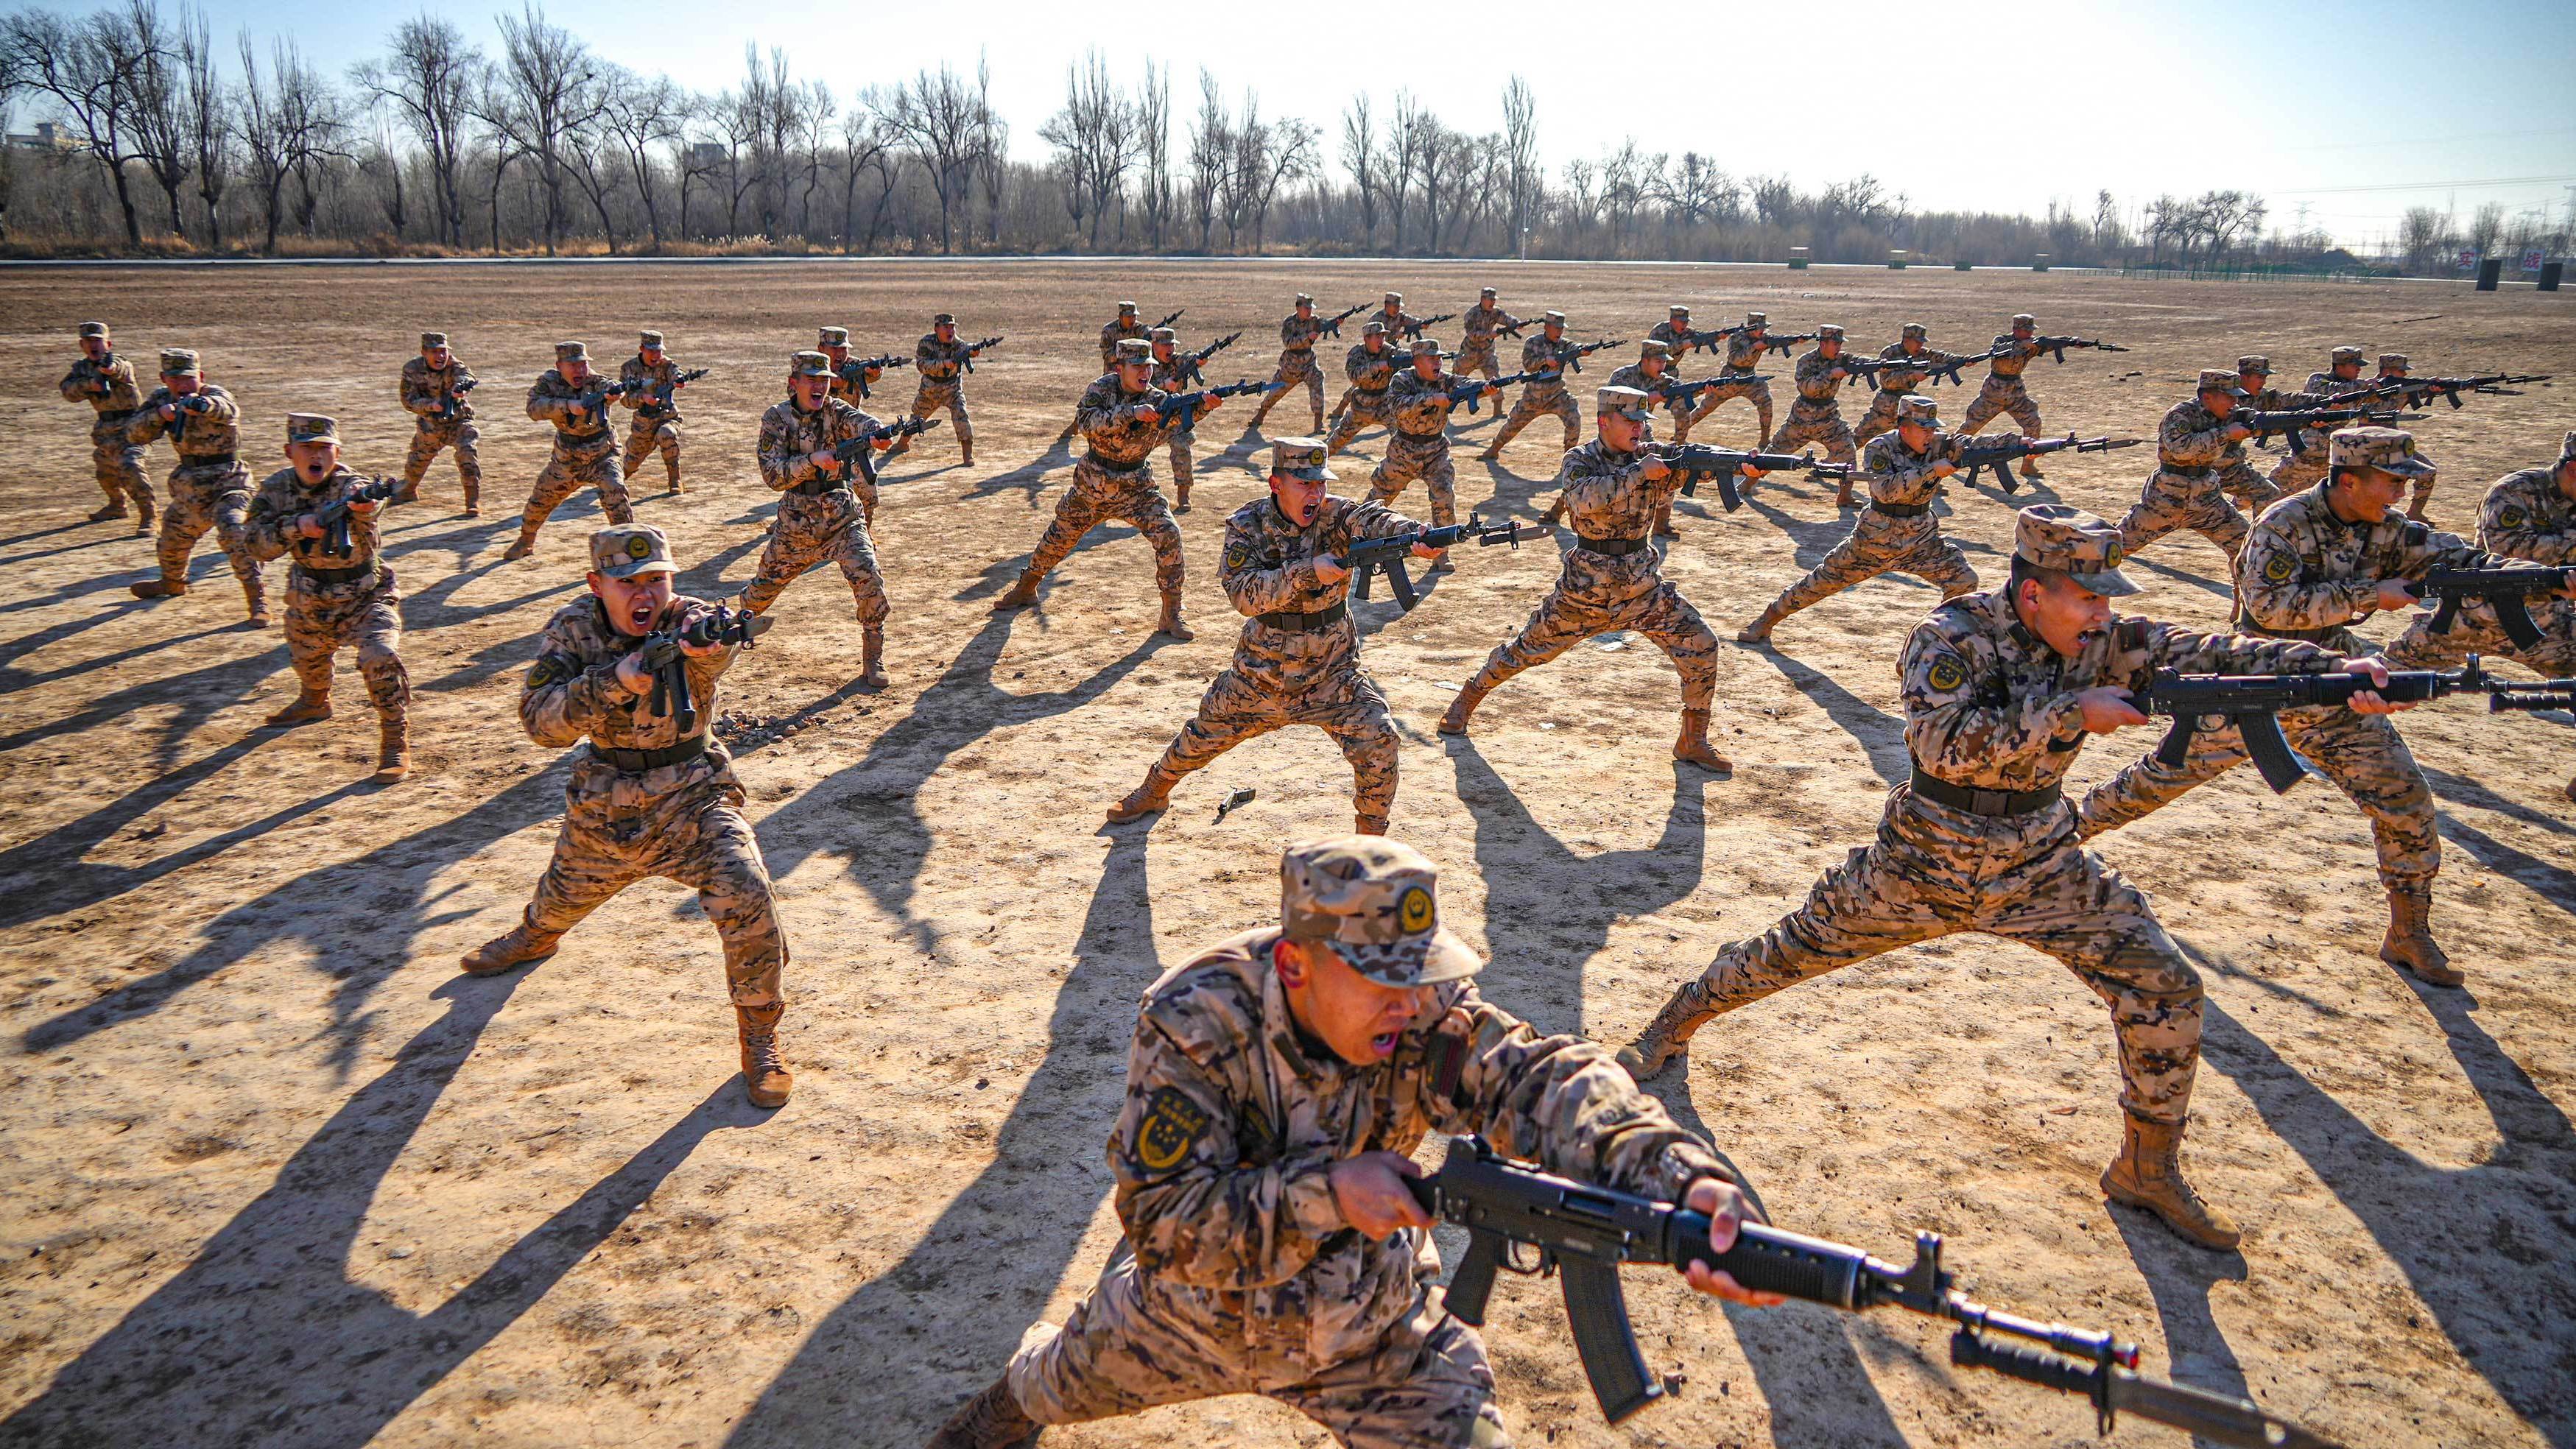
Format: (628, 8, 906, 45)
(1861, 431, 1954, 510)
(244, 464, 396, 576)
(2480, 468, 2576, 565)
(521, 595, 741, 752)
(1075, 375, 1188, 468)
(1344, 342, 1398, 392)
(61, 353, 144, 419)
(527, 370, 616, 440)
(127, 383, 240, 462)
(756, 396, 881, 491)
(2236, 485, 2510, 648)
(401, 356, 477, 423)
(618, 354, 689, 418)
(1794, 348, 1853, 404)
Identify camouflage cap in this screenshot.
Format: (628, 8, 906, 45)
(1279, 836, 1480, 988)
(1541, 309, 1565, 325)
(1479, 286, 1498, 298)
(2015, 504, 2136, 596)
(2011, 313, 2037, 328)
(284, 412, 338, 444)
(1901, 322, 1928, 339)
(1384, 291, 1404, 306)
(1362, 320, 1387, 336)
(590, 523, 678, 579)
(159, 348, 200, 376)
(789, 350, 831, 378)
(1639, 339, 1671, 359)
(2377, 353, 2409, 370)
(78, 321, 109, 339)
(1897, 395, 1940, 425)
(2328, 426, 2436, 478)
(933, 312, 957, 325)
(1596, 385, 1653, 420)
(1295, 292, 1314, 306)
(1817, 323, 1845, 341)
(817, 326, 849, 348)
(420, 331, 448, 350)
(1668, 304, 1692, 317)
(1271, 435, 1334, 482)
(555, 341, 589, 365)
(2197, 367, 2248, 396)
(2237, 354, 2271, 375)
(1114, 337, 1152, 362)
(1409, 337, 1443, 356)
(638, 330, 664, 348)
(1745, 311, 1767, 327)
(1148, 327, 1177, 345)
(2329, 345, 2366, 364)
(1117, 300, 1139, 314)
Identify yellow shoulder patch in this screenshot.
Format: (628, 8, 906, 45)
(2496, 505, 2527, 531)
(1134, 1086, 1211, 1172)
(1925, 653, 1969, 693)
(525, 656, 563, 689)
(1222, 540, 1253, 572)
(2261, 552, 2297, 584)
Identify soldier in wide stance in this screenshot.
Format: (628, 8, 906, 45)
(60, 320, 154, 532)
(397, 330, 481, 514)
(746, 351, 897, 689)
(507, 341, 634, 561)
(126, 348, 268, 624)
(1738, 396, 1979, 644)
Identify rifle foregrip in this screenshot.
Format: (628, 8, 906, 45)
(1949, 1330, 2100, 1400)
(1672, 1218, 1868, 1308)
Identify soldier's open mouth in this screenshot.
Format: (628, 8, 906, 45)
(630, 604, 660, 632)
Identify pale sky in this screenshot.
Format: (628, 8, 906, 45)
(130, 0, 2576, 249)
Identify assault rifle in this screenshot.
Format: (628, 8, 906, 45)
(2030, 334, 2130, 364)
(636, 604, 773, 739)
(1317, 303, 1370, 339)
(1949, 433, 2142, 493)
(1185, 331, 1243, 367)
(1343, 514, 1527, 610)
(430, 376, 479, 419)
(1446, 375, 1521, 416)
(172, 392, 221, 416)
(1753, 331, 1820, 355)
(2234, 406, 2425, 455)
(2382, 372, 2552, 409)
(2407, 564, 2576, 649)
(1150, 378, 1275, 437)
(1492, 314, 1530, 338)
(311, 476, 404, 558)
(828, 416, 940, 484)
(82, 353, 121, 392)
(1672, 323, 1753, 354)
(842, 354, 912, 399)
(1914, 348, 2012, 387)
(1151, 308, 1185, 331)
(1836, 353, 1928, 389)
(2131, 657, 2524, 793)
(1656, 444, 1848, 511)
(1653, 373, 1775, 411)
(962, 336, 1004, 373)
(1398, 311, 1458, 340)
(637, 367, 710, 414)
(1406, 1137, 2346, 1445)
(1535, 337, 1625, 376)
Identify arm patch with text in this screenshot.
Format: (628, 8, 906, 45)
(1133, 1087, 1213, 1171)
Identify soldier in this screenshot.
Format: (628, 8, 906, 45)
(1850, 323, 1955, 451)
(817, 325, 876, 408)
(990, 339, 1218, 638)
(1683, 310, 1777, 447)
(397, 331, 481, 515)
(1368, 289, 1422, 345)
(2371, 354, 2441, 522)
(881, 314, 978, 468)
(1477, 311, 1583, 462)
(1739, 396, 1979, 644)
(242, 413, 412, 783)
(1099, 301, 1150, 371)
(2079, 428, 2575, 987)
(1323, 320, 1400, 456)
(1106, 439, 1446, 835)
(1453, 285, 1523, 382)
(1250, 293, 1329, 435)
(59, 321, 154, 532)
(506, 341, 634, 562)
(2114, 368, 2259, 561)
(1147, 327, 1204, 514)
(1440, 387, 1741, 771)
(926, 835, 1776, 1449)
(1772, 324, 1863, 506)
(1621, 504, 2394, 1249)
(1644, 304, 1706, 442)
(2214, 355, 2288, 515)
(459, 524, 795, 1110)
(1957, 313, 2048, 482)
(1604, 341, 1686, 538)
(2268, 344, 2369, 498)
(746, 352, 895, 689)
(126, 348, 268, 624)
(616, 330, 691, 496)
(1369, 339, 1493, 537)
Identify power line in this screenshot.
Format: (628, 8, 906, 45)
(2268, 174, 2576, 196)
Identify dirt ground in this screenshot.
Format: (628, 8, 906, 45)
(0, 258, 2570, 1449)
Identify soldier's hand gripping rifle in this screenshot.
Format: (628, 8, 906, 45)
(1342, 514, 1526, 610)
(1949, 433, 2142, 493)
(635, 604, 773, 739)
(2030, 334, 2130, 364)
(1654, 373, 1776, 414)
(1753, 331, 1820, 356)
(2406, 564, 2576, 649)
(1675, 323, 1751, 355)
(2384, 372, 2552, 409)
(1915, 347, 2013, 387)
(2130, 657, 2505, 793)
(1406, 1137, 2347, 1445)
(962, 336, 1004, 373)
(843, 354, 912, 400)
(2235, 406, 2426, 455)
(1398, 311, 1459, 340)
(1493, 313, 1530, 338)
(640, 367, 710, 415)
(1151, 309, 1185, 331)
(1447, 374, 1524, 417)
(1150, 378, 1275, 438)
(1318, 303, 1370, 339)
(1538, 337, 1624, 376)
(1833, 353, 1918, 389)
(828, 416, 940, 484)
(429, 376, 479, 420)
(310, 476, 404, 558)
(1653, 444, 1837, 511)
(173, 392, 221, 416)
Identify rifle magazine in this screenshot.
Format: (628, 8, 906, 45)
(1558, 1256, 1661, 1425)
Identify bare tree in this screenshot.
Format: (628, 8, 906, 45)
(1184, 68, 1226, 251)
(1339, 91, 1379, 250)
(1041, 49, 1137, 251)
(1236, 104, 1315, 253)
(1136, 59, 1169, 249)
(836, 86, 894, 250)
(236, 30, 346, 252)
(119, 0, 191, 238)
(0, 34, 25, 242)
(2398, 205, 2448, 273)
(883, 61, 978, 253)
(1386, 91, 1424, 253)
(2091, 188, 2122, 253)
(484, 3, 602, 255)
(177, 4, 228, 248)
(358, 113, 407, 235)
(969, 54, 1006, 246)
(355, 17, 479, 247)
(1500, 76, 1538, 255)
(595, 66, 682, 248)
(2467, 201, 2505, 259)
(4, 4, 159, 245)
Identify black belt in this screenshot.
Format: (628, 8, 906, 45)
(1080, 451, 1147, 473)
(789, 476, 853, 498)
(2161, 462, 2212, 478)
(293, 560, 380, 587)
(593, 734, 710, 774)
(1908, 767, 2063, 817)
(1576, 535, 1652, 556)
(180, 451, 238, 468)
(1393, 429, 1445, 443)
(1257, 602, 1348, 631)
(556, 429, 612, 447)
(1870, 500, 1930, 518)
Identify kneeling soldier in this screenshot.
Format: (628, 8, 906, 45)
(747, 351, 895, 688)
(461, 525, 794, 1109)
(929, 836, 1775, 1448)
(244, 413, 412, 783)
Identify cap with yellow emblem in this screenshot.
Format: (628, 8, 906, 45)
(1271, 436, 1334, 482)
(789, 350, 831, 378)
(1597, 385, 1653, 420)
(1897, 395, 1940, 425)
(1115, 337, 1152, 362)
(817, 326, 849, 348)
(159, 348, 200, 376)
(284, 412, 338, 445)
(590, 523, 678, 579)
(2016, 504, 2136, 596)
(2327, 426, 2436, 478)
(554, 341, 588, 367)
(420, 331, 448, 350)
(1280, 836, 1480, 987)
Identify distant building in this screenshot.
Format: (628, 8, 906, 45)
(685, 141, 727, 171)
(5, 121, 87, 152)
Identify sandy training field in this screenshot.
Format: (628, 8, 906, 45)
(0, 259, 2570, 1449)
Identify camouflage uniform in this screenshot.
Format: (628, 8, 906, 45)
(1253, 297, 1329, 431)
(1454, 292, 1521, 381)
(60, 326, 153, 525)
(1851, 330, 1954, 450)
(2385, 448, 2576, 674)
(1683, 314, 1776, 445)
(745, 364, 888, 632)
(1370, 349, 1471, 529)
(2270, 351, 2368, 495)
(1369, 295, 1424, 347)
(128, 352, 266, 620)
(1149, 332, 1206, 506)
(398, 333, 481, 511)
(1483, 322, 1583, 456)
(1326, 330, 1401, 454)
(616, 333, 687, 493)
(242, 430, 410, 736)
(1767, 332, 1859, 466)
(1001, 350, 1190, 618)
(818, 327, 867, 409)
(2213, 357, 2290, 513)
(991, 837, 1740, 1445)
(513, 343, 635, 557)
(1644, 311, 1705, 440)
(1101, 306, 1150, 370)
(1959, 320, 2044, 442)
(1747, 403, 1977, 636)
(883, 319, 976, 464)
(2114, 372, 2256, 560)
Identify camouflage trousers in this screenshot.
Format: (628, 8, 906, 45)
(517, 752, 786, 1013)
(1369, 436, 1459, 529)
(1028, 461, 1185, 605)
(742, 487, 887, 627)
(2115, 469, 2249, 559)
(1849, 389, 1913, 448)
(1166, 433, 1197, 495)
(1466, 574, 1721, 712)
(1959, 376, 2041, 437)
(623, 412, 683, 490)
(1766, 511, 1977, 621)
(1768, 401, 1857, 465)
(1686, 377, 1773, 445)
(1152, 662, 1399, 819)
(2269, 445, 2329, 497)
(2216, 459, 2281, 513)
(157, 462, 265, 613)
(885, 379, 972, 459)
(1689, 797, 2203, 1126)
(523, 435, 633, 535)
(2076, 705, 2439, 889)
(284, 567, 409, 724)
(89, 419, 152, 512)
(1486, 388, 1579, 454)
(1454, 339, 1502, 382)
(2384, 597, 2576, 676)
(1257, 352, 1326, 426)
(402, 417, 482, 506)
(1327, 389, 1396, 454)
(1008, 1248, 1509, 1448)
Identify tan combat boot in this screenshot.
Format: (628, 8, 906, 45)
(2378, 883, 2460, 987)
(1615, 979, 1714, 1080)
(88, 501, 128, 523)
(1674, 708, 1732, 771)
(2101, 1115, 2240, 1250)
(1354, 813, 1389, 836)
(1105, 765, 1178, 824)
(1436, 682, 1489, 736)
(501, 524, 539, 561)
(1736, 603, 1787, 644)
(373, 718, 411, 784)
(1653, 500, 1677, 539)
(460, 921, 562, 977)
(1172, 478, 1192, 514)
(134, 499, 157, 536)
(960, 440, 974, 468)
(264, 689, 332, 727)
(926, 1376, 1040, 1449)
(857, 625, 887, 691)
(130, 574, 187, 600)
(1155, 596, 1193, 641)
(991, 568, 1041, 612)
(736, 1003, 792, 1109)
